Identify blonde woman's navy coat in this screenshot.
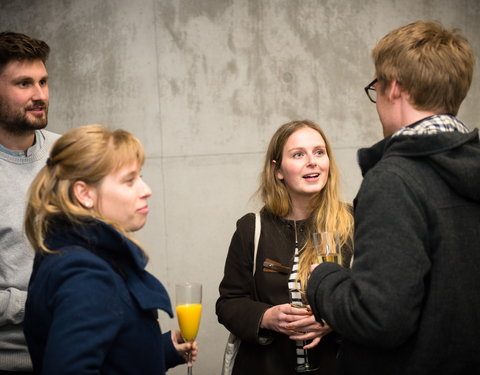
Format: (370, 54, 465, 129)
(24, 219, 184, 374)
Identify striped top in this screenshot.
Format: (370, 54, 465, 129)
(288, 220, 306, 367)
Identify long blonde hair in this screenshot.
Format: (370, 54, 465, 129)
(25, 124, 146, 254)
(258, 120, 353, 290)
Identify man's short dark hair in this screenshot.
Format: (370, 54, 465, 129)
(0, 31, 50, 73)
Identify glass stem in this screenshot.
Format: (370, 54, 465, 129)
(187, 350, 193, 375)
(303, 341, 311, 368)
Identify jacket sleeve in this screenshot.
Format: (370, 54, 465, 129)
(307, 167, 431, 348)
(162, 331, 186, 369)
(39, 251, 124, 374)
(216, 213, 272, 344)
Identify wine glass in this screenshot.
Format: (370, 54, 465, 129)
(289, 284, 318, 372)
(313, 232, 342, 265)
(313, 232, 345, 348)
(175, 282, 202, 375)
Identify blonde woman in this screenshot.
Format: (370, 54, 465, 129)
(217, 120, 353, 375)
(23, 124, 197, 374)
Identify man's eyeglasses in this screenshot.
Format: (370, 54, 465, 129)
(364, 78, 377, 103)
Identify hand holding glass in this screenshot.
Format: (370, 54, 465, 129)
(290, 294, 319, 373)
(176, 282, 202, 375)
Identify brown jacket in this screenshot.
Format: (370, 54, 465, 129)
(216, 209, 340, 375)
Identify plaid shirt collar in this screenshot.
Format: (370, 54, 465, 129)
(392, 114, 470, 137)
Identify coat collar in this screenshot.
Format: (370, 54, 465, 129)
(357, 128, 479, 177)
(46, 218, 173, 317)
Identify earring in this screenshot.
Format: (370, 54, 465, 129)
(85, 201, 93, 209)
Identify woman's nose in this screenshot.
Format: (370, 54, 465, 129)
(306, 153, 317, 166)
(140, 179, 152, 198)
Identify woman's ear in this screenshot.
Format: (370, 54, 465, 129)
(273, 160, 284, 180)
(73, 180, 97, 209)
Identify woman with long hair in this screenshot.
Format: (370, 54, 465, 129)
(23, 124, 197, 374)
(217, 120, 353, 375)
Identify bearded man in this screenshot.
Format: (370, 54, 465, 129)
(0, 31, 59, 374)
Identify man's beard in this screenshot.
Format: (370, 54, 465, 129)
(0, 99, 48, 136)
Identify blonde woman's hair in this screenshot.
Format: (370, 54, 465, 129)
(25, 124, 146, 254)
(373, 20, 475, 115)
(258, 120, 353, 291)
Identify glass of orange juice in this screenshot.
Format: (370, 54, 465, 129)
(175, 282, 202, 375)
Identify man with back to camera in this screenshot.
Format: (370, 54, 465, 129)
(0, 31, 59, 374)
(306, 21, 480, 374)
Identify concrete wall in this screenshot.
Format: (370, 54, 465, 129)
(2, 0, 479, 373)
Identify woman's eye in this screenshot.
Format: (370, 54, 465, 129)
(315, 149, 325, 156)
(292, 152, 303, 158)
(124, 177, 135, 185)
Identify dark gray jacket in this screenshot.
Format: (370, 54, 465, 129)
(307, 128, 480, 374)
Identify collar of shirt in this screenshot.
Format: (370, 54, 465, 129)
(392, 114, 470, 138)
(0, 129, 45, 157)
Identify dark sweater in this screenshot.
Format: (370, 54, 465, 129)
(24, 219, 184, 374)
(308, 128, 480, 374)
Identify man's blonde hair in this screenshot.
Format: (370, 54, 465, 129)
(373, 20, 475, 115)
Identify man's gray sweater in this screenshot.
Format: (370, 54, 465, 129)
(0, 129, 59, 371)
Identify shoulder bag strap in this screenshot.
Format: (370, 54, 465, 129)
(252, 211, 261, 275)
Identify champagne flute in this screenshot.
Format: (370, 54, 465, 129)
(289, 284, 318, 372)
(313, 232, 345, 348)
(175, 282, 202, 375)
(292, 296, 319, 373)
(313, 232, 342, 265)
